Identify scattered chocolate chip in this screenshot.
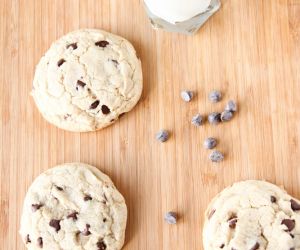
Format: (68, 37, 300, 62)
(270, 196, 277, 203)
(95, 40, 109, 48)
(208, 209, 215, 219)
(66, 43, 78, 50)
(209, 150, 224, 162)
(208, 112, 221, 125)
(204, 137, 217, 149)
(209, 90, 222, 103)
(290, 234, 295, 238)
(82, 224, 91, 236)
(291, 199, 300, 211)
(76, 80, 86, 90)
(55, 186, 63, 191)
(64, 114, 71, 120)
(103, 218, 107, 222)
(97, 240, 107, 250)
(181, 90, 194, 102)
(191, 114, 204, 126)
(49, 219, 61, 232)
(37, 237, 43, 248)
(219, 244, 225, 249)
(281, 219, 295, 232)
(220, 110, 233, 122)
(290, 248, 295, 250)
(25, 234, 31, 244)
(90, 100, 100, 109)
(250, 242, 260, 250)
(84, 195, 92, 201)
(164, 212, 177, 224)
(101, 105, 110, 115)
(57, 59, 66, 67)
(225, 100, 237, 112)
(228, 214, 238, 229)
(156, 130, 169, 142)
(67, 212, 78, 221)
(31, 204, 43, 212)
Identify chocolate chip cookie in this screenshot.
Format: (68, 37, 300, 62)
(20, 163, 127, 250)
(32, 29, 143, 132)
(203, 180, 300, 250)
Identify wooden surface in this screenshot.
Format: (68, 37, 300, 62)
(1, 0, 300, 249)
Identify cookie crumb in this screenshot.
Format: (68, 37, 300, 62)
(164, 212, 177, 224)
(156, 130, 169, 142)
(191, 114, 204, 126)
(181, 90, 193, 102)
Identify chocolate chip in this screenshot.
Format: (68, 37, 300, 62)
(290, 248, 295, 250)
(84, 195, 92, 201)
(103, 218, 107, 222)
(49, 219, 61, 232)
(164, 212, 177, 224)
(181, 90, 194, 102)
(82, 224, 91, 236)
(225, 100, 237, 112)
(220, 110, 233, 122)
(281, 219, 295, 232)
(64, 114, 71, 120)
(156, 130, 169, 142)
(56, 186, 63, 191)
(208, 209, 215, 219)
(250, 242, 260, 250)
(209, 150, 224, 162)
(37, 237, 43, 248)
(191, 114, 204, 127)
(76, 80, 86, 90)
(66, 43, 78, 50)
(209, 90, 222, 103)
(228, 214, 238, 229)
(31, 204, 43, 212)
(25, 234, 31, 244)
(290, 234, 295, 238)
(57, 59, 66, 67)
(220, 244, 225, 249)
(97, 240, 107, 250)
(208, 112, 221, 125)
(90, 100, 100, 109)
(291, 199, 300, 211)
(101, 105, 110, 115)
(204, 137, 217, 149)
(95, 41, 109, 48)
(270, 196, 277, 203)
(67, 212, 78, 221)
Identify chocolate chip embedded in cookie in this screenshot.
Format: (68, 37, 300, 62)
(32, 29, 143, 132)
(203, 180, 300, 250)
(20, 163, 127, 250)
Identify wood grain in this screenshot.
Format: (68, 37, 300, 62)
(1, 0, 300, 249)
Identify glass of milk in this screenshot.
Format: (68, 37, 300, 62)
(144, 0, 221, 34)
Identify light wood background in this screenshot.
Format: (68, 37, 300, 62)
(1, 0, 300, 249)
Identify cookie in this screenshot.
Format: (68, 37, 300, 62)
(20, 163, 127, 250)
(32, 29, 143, 132)
(203, 180, 300, 250)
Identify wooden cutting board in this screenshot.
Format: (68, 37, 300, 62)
(1, 0, 300, 249)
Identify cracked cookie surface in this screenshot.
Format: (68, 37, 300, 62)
(20, 163, 127, 250)
(32, 29, 143, 132)
(203, 180, 300, 250)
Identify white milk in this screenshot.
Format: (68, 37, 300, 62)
(144, 0, 212, 24)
